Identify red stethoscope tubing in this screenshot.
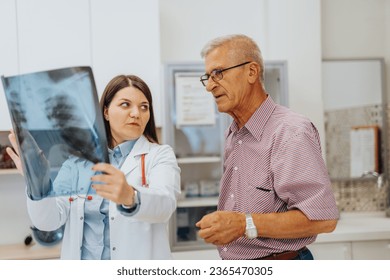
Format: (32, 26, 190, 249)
(141, 154, 147, 187)
(69, 154, 148, 202)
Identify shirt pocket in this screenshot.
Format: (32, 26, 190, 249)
(244, 172, 275, 213)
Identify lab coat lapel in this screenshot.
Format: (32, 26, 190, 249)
(120, 135, 150, 176)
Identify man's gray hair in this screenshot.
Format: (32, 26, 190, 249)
(200, 34, 264, 83)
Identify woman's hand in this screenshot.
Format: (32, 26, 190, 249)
(91, 163, 135, 205)
(6, 129, 52, 200)
(6, 130, 24, 175)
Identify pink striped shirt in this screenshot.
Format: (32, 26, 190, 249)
(218, 96, 339, 260)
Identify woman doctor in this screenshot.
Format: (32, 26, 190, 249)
(7, 74, 181, 260)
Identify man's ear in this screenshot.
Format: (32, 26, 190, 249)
(248, 62, 260, 84)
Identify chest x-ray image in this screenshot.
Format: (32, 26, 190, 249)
(1, 66, 109, 199)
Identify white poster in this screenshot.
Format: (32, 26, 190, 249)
(350, 126, 379, 178)
(175, 73, 215, 128)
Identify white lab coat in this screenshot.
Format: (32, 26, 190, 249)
(27, 136, 181, 259)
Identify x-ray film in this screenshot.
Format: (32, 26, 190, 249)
(1, 66, 109, 199)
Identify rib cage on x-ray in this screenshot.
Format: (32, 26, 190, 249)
(1, 66, 109, 199)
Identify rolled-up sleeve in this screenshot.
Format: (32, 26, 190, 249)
(272, 127, 339, 220)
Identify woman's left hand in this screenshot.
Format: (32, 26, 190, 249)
(91, 163, 135, 205)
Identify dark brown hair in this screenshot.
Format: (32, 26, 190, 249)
(100, 75, 159, 147)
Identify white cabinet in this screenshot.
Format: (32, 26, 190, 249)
(308, 242, 352, 260)
(16, 0, 91, 73)
(90, 0, 162, 126)
(0, 0, 19, 130)
(172, 249, 220, 260)
(170, 203, 217, 252)
(352, 240, 390, 260)
(0, 0, 91, 131)
(308, 240, 390, 260)
(0, 0, 162, 130)
(307, 212, 390, 260)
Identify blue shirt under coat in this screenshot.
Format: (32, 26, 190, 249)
(80, 139, 137, 260)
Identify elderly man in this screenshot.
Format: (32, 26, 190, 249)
(196, 34, 338, 260)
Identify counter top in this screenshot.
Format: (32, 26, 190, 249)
(315, 211, 390, 243)
(1, 212, 390, 259)
(0, 242, 61, 260)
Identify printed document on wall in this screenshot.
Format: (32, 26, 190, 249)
(350, 126, 379, 178)
(175, 73, 215, 128)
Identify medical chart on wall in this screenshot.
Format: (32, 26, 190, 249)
(350, 125, 379, 178)
(174, 73, 215, 128)
(1, 66, 109, 199)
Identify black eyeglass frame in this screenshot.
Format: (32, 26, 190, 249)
(200, 61, 251, 87)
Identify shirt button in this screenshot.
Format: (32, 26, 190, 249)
(223, 247, 228, 252)
(80, 216, 83, 220)
(112, 247, 116, 251)
(230, 194, 234, 198)
(234, 166, 238, 171)
(111, 217, 114, 220)
(238, 140, 242, 145)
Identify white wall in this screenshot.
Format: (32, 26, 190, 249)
(321, 0, 389, 165)
(267, 1, 324, 141)
(322, 60, 383, 111)
(384, 0, 390, 103)
(0, 0, 18, 131)
(322, 0, 386, 59)
(321, 0, 389, 99)
(160, 0, 267, 62)
(0, 0, 161, 130)
(1, 0, 326, 141)
(160, 0, 325, 144)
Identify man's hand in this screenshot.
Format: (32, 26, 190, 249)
(195, 211, 246, 246)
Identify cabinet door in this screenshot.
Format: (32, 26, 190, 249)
(352, 240, 390, 260)
(264, 61, 288, 106)
(90, 0, 161, 126)
(0, 0, 18, 130)
(16, 0, 91, 73)
(170, 205, 217, 251)
(172, 249, 220, 260)
(308, 242, 352, 260)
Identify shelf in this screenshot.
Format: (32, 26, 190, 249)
(177, 156, 221, 164)
(177, 196, 218, 207)
(0, 169, 19, 175)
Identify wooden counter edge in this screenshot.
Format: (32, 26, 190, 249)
(0, 243, 61, 260)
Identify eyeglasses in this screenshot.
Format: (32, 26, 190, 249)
(200, 61, 251, 87)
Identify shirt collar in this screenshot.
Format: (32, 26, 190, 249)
(228, 95, 277, 142)
(109, 139, 138, 159)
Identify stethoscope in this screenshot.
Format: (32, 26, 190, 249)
(68, 154, 148, 202)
